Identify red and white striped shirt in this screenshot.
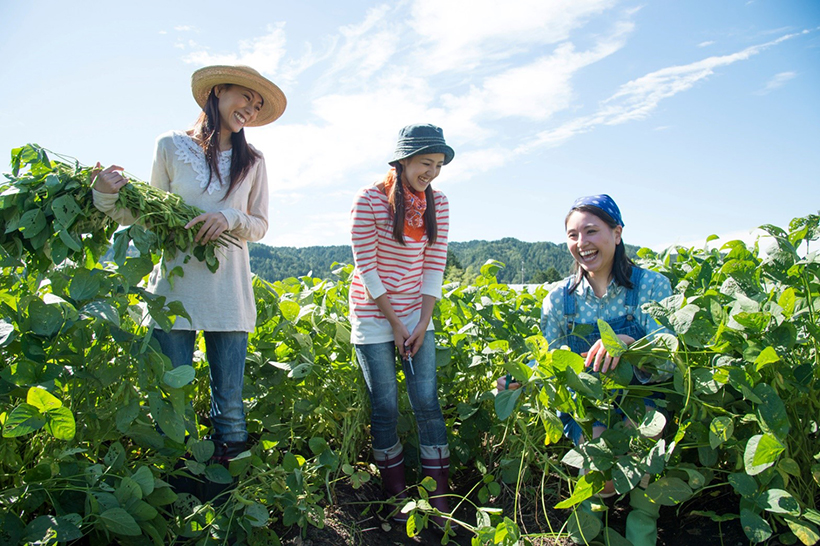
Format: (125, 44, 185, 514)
(349, 184, 449, 344)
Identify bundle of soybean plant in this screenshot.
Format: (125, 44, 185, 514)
(113, 171, 239, 274)
(0, 144, 234, 275)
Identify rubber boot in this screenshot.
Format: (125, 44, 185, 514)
(376, 451, 408, 523)
(420, 448, 450, 529)
(200, 440, 246, 505)
(625, 488, 660, 546)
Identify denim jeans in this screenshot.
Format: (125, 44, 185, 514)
(354, 330, 447, 452)
(152, 329, 248, 444)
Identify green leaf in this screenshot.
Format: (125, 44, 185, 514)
(555, 473, 603, 509)
(51, 194, 82, 228)
(597, 319, 627, 357)
(740, 508, 772, 543)
(494, 387, 522, 421)
(785, 517, 820, 546)
(744, 434, 785, 476)
(68, 269, 102, 301)
(115, 476, 143, 505)
(279, 300, 300, 322)
(44, 406, 76, 440)
(638, 409, 666, 438)
(27, 387, 62, 412)
(567, 507, 602, 545)
(756, 489, 800, 516)
(127, 500, 158, 521)
(131, 466, 155, 497)
(100, 507, 142, 536)
(80, 300, 120, 327)
(778, 288, 796, 319)
(28, 299, 63, 337)
(23, 515, 83, 543)
(645, 477, 693, 506)
(552, 349, 585, 374)
(244, 503, 270, 527)
(709, 416, 734, 449)
(612, 456, 644, 494)
(3, 403, 45, 437)
(0, 319, 14, 346)
(163, 365, 196, 389)
(18, 209, 46, 238)
(205, 464, 233, 484)
(754, 346, 780, 371)
(191, 439, 215, 463)
(754, 384, 789, 440)
(728, 473, 758, 497)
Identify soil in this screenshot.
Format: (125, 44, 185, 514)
(277, 467, 753, 546)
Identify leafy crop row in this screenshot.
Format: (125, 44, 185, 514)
(0, 145, 818, 545)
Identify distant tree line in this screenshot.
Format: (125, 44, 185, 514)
(249, 239, 640, 284)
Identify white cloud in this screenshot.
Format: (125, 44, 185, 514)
(525, 30, 806, 149)
(182, 23, 290, 80)
(409, 0, 617, 73)
(263, 211, 350, 247)
(697, 40, 715, 48)
(175, 25, 194, 32)
(755, 71, 797, 95)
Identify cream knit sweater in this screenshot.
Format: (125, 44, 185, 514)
(93, 130, 268, 332)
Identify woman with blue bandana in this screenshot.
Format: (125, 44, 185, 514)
(498, 194, 673, 546)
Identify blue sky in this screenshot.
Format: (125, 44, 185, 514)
(1, 1, 818, 251)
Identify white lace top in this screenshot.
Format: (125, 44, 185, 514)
(93, 130, 269, 331)
(171, 132, 233, 195)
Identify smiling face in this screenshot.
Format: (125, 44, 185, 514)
(215, 84, 263, 134)
(565, 209, 622, 281)
(399, 153, 445, 192)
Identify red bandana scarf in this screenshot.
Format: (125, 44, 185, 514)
(383, 169, 427, 241)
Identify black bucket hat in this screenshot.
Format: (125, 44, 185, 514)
(389, 124, 455, 166)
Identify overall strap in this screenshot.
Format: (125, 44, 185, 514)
(624, 266, 644, 320)
(563, 276, 577, 330)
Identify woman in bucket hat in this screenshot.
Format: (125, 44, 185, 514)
(498, 195, 673, 546)
(91, 65, 286, 474)
(349, 124, 455, 529)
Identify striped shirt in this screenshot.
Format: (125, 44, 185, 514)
(349, 184, 449, 344)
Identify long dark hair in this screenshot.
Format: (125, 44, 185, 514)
(190, 85, 261, 200)
(388, 162, 437, 246)
(566, 205, 634, 293)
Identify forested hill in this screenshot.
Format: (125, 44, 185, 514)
(249, 239, 641, 284)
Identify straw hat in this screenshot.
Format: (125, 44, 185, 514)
(191, 65, 287, 127)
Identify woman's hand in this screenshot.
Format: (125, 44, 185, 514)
(404, 322, 428, 357)
(392, 322, 411, 358)
(186, 212, 229, 244)
(496, 375, 521, 391)
(91, 163, 128, 194)
(584, 334, 636, 374)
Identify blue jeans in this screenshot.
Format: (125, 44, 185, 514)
(354, 331, 447, 451)
(152, 329, 248, 444)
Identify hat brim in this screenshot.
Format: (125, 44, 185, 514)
(389, 144, 455, 166)
(191, 65, 287, 127)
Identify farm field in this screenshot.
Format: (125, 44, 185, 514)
(1, 145, 819, 545)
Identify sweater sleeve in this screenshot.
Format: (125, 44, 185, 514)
(220, 155, 269, 242)
(350, 189, 387, 300)
(420, 192, 449, 298)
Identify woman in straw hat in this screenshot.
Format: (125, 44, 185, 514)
(92, 65, 286, 465)
(349, 124, 455, 529)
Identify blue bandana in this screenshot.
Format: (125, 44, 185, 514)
(570, 194, 624, 227)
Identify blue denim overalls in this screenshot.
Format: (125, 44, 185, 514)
(558, 266, 654, 444)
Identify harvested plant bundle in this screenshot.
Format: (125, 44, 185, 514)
(1, 144, 234, 273)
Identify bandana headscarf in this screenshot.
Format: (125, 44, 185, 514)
(570, 194, 624, 227)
